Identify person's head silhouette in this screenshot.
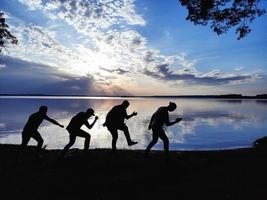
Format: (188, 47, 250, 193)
(167, 102, 177, 112)
(121, 100, 130, 109)
(85, 108, 95, 117)
(39, 106, 48, 114)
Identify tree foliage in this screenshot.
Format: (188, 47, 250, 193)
(179, 0, 266, 39)
(0, 12, 18, 53)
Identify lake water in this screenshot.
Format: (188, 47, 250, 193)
(0, 96, 266, 150)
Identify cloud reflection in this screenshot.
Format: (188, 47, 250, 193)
(0, 97, 266, 150)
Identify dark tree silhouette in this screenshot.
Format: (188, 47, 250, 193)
(0, 12, 18, 53)
(179, 0, 266, 39)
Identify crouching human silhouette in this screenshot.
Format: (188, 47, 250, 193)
(60, 108, 98, 158)
(103, 100, 138, 152)
(145, 102, 182, 155)
(17, 106, 64, 160)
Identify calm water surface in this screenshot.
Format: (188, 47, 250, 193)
(0, 96, 266, 150)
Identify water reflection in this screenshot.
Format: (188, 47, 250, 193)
(216, 99, 243, 104)
(0, 97, 266, 150)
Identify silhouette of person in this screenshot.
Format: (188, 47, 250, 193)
(145, 102, 182, 155)
(103, 100, 138, 151)
(18, 106, 64, 158)
(61, 108, 98, 157)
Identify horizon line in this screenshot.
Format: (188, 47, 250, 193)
(0, 93, 266, 99)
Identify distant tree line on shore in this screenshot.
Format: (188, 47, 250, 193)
(0, 93, 266, 99)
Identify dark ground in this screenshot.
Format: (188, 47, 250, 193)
(0, 144, 267, 200)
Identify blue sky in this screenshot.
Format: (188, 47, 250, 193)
(0, 0, 266, 95)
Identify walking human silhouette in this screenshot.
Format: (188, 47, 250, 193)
(60, 108, 98, 158)
(17, 106, 64, 160)
(103, 100, 138, 152)
(145, 102, 182, 155)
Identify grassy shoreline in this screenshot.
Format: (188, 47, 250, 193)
(1, 144, 267, 199)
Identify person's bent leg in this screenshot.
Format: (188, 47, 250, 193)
(119, 124, 137, 146)
(32, 131, 44, 156)
(84, 134, 91, 151)
(108, 127, 118, 152)
(159, 129, 169, 154)
(61, 134, 76, 157)
(112, 132, 118, 151)
(16, 131, 31, 162)
(145, 128, 159, 153)
(75, 130, 91, 151)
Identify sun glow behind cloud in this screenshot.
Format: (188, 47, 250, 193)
(8, 1, 148, 76)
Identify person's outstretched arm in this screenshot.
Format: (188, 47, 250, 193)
(44, 115, 64, 128)
(125, 111, 137, 119)
(165, 113, 182, 126)
(85, 116, 98, 129)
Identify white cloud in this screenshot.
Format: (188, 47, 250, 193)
(9, 1, 148, 78)
(20, 0, 145, 28)
(7, 0, 263, 94)
(0, 64, 6, 69)
(18, 0, 43, 10)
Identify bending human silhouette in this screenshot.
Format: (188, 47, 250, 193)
(103, 100, 138, 152)
(60, 108, 98, 158)
(17, 106, 64, 159)
(145, 102, 182, 155)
